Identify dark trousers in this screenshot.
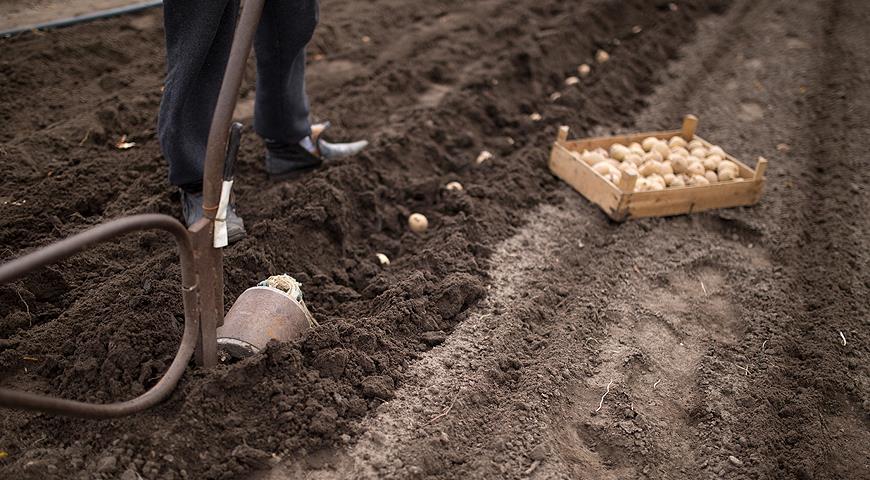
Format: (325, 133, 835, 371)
(158, 0, 319, 191)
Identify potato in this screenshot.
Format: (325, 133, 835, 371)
(618, 161, 638, 175)
(703, 155, 722, 171)
(605, 158, 621, 169)
(375, 253, 390, 265)
(624, 153, 643, 166)
(629, 142, 645, 155)
(445, 181, 463, 191)
(717, 160, 739, 174)
(704, 170, 719, 184)
(642, 136, 660, 152)
(609, 143, 630, 161)
(669, 175, 686, 187)
(594, 147, 609, 157)
(690, 147, 707, 158)
(690, 174, 710, 186)
(593, 161, 612, 176)
(646, 174, 666, 191)
(668, 136, 688, 148)
(687, 161, 706, 176)
(639, 160, 663, 177)
(581, 150, 606, 166)
(708, 145, 725, 157)
(634, 177, 649, 192)
(670, 155, 688, 174)
(661, 161, 674, 175)
(663, 172, 676, 185)
(652, 142, 670, 159)
(688, 139, 704, 150)
(718, 168, 738, 181)
(409, 213, 428, 233)
(643, 151, 664, 163)
(669, 146, 690, 159)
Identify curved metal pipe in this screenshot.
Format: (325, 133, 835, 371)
(0, 1, 164, 38)
(0, 214, 200, 418)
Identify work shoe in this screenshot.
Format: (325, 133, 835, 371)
(181, 190, 247, 244)
(264, 121, 368, 180)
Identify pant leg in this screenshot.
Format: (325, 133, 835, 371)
(158, 0, 239, 192)
(253, 0, 319, 144)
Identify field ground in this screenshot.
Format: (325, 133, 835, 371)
(1, 0, 868, 479)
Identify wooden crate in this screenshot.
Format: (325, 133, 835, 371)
(549, 115, 767, 221)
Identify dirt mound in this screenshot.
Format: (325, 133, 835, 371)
(2, 0, 734, 478)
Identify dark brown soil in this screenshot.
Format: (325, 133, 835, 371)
(1, 0, 868, 479)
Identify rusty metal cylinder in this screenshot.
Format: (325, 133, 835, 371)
(216, 286, 311, 359)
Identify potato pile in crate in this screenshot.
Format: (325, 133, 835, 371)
(578, 135, 743, 192)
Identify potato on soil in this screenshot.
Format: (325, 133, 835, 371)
(408, 213, 428, 233)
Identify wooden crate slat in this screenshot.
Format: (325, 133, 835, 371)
(549, 142, 623, 217)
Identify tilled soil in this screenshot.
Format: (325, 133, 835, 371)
(0, 0, 868, 479)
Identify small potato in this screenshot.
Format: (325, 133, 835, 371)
(670, 175, 686, 187)
(445, 181, 463, 191)
(704, 170, 719, 184)
(668, 136, 688, 148)
(629, 142, 645, 155)
(663, 172, 676, 185)
(687, 161, 706, 176)
(660, 161, 674, 175)
(409, 213, 428, 233)
(609, 143, 631, 161)
(642, 136, 659, 152)
(618, 161, 638, 175)
(717, 160, 739, 173)
(593, 161, 612, 176)
(718, 168, 738, 181)
(643, 151, 664, 163)
(639, 160, 663, 177)
(605, 158, 621, 168)
(669, 146, 690, 159)
(634, 177, 649, 192)
(581, 150, 606, 166)
(647, 174, 666, 191)
(708, 145, 725, 157)
(594, 147, 609, 157)
(624, 153, 644, 166)
(690, 147, 707, 158)
(688, 139, 704, 150)
(690, 174, 710, 186)
(670, 155, 688, 174)
(652, 142, 671, 159)
(703, 155, 722, 171)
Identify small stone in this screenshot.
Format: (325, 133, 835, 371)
(529, 444, 547, 461)
(96, 456, 117, 473)
(729, 455, 743, 467)
(361, 375, 395, 400)
(120, 470, 139, 480)
(421, 331, 447, 346)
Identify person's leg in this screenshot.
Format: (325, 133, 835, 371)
(253, 0, 319, 144)
(158, 0, 239, 193)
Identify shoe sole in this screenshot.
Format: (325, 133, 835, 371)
(266, 161, 323, 181)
